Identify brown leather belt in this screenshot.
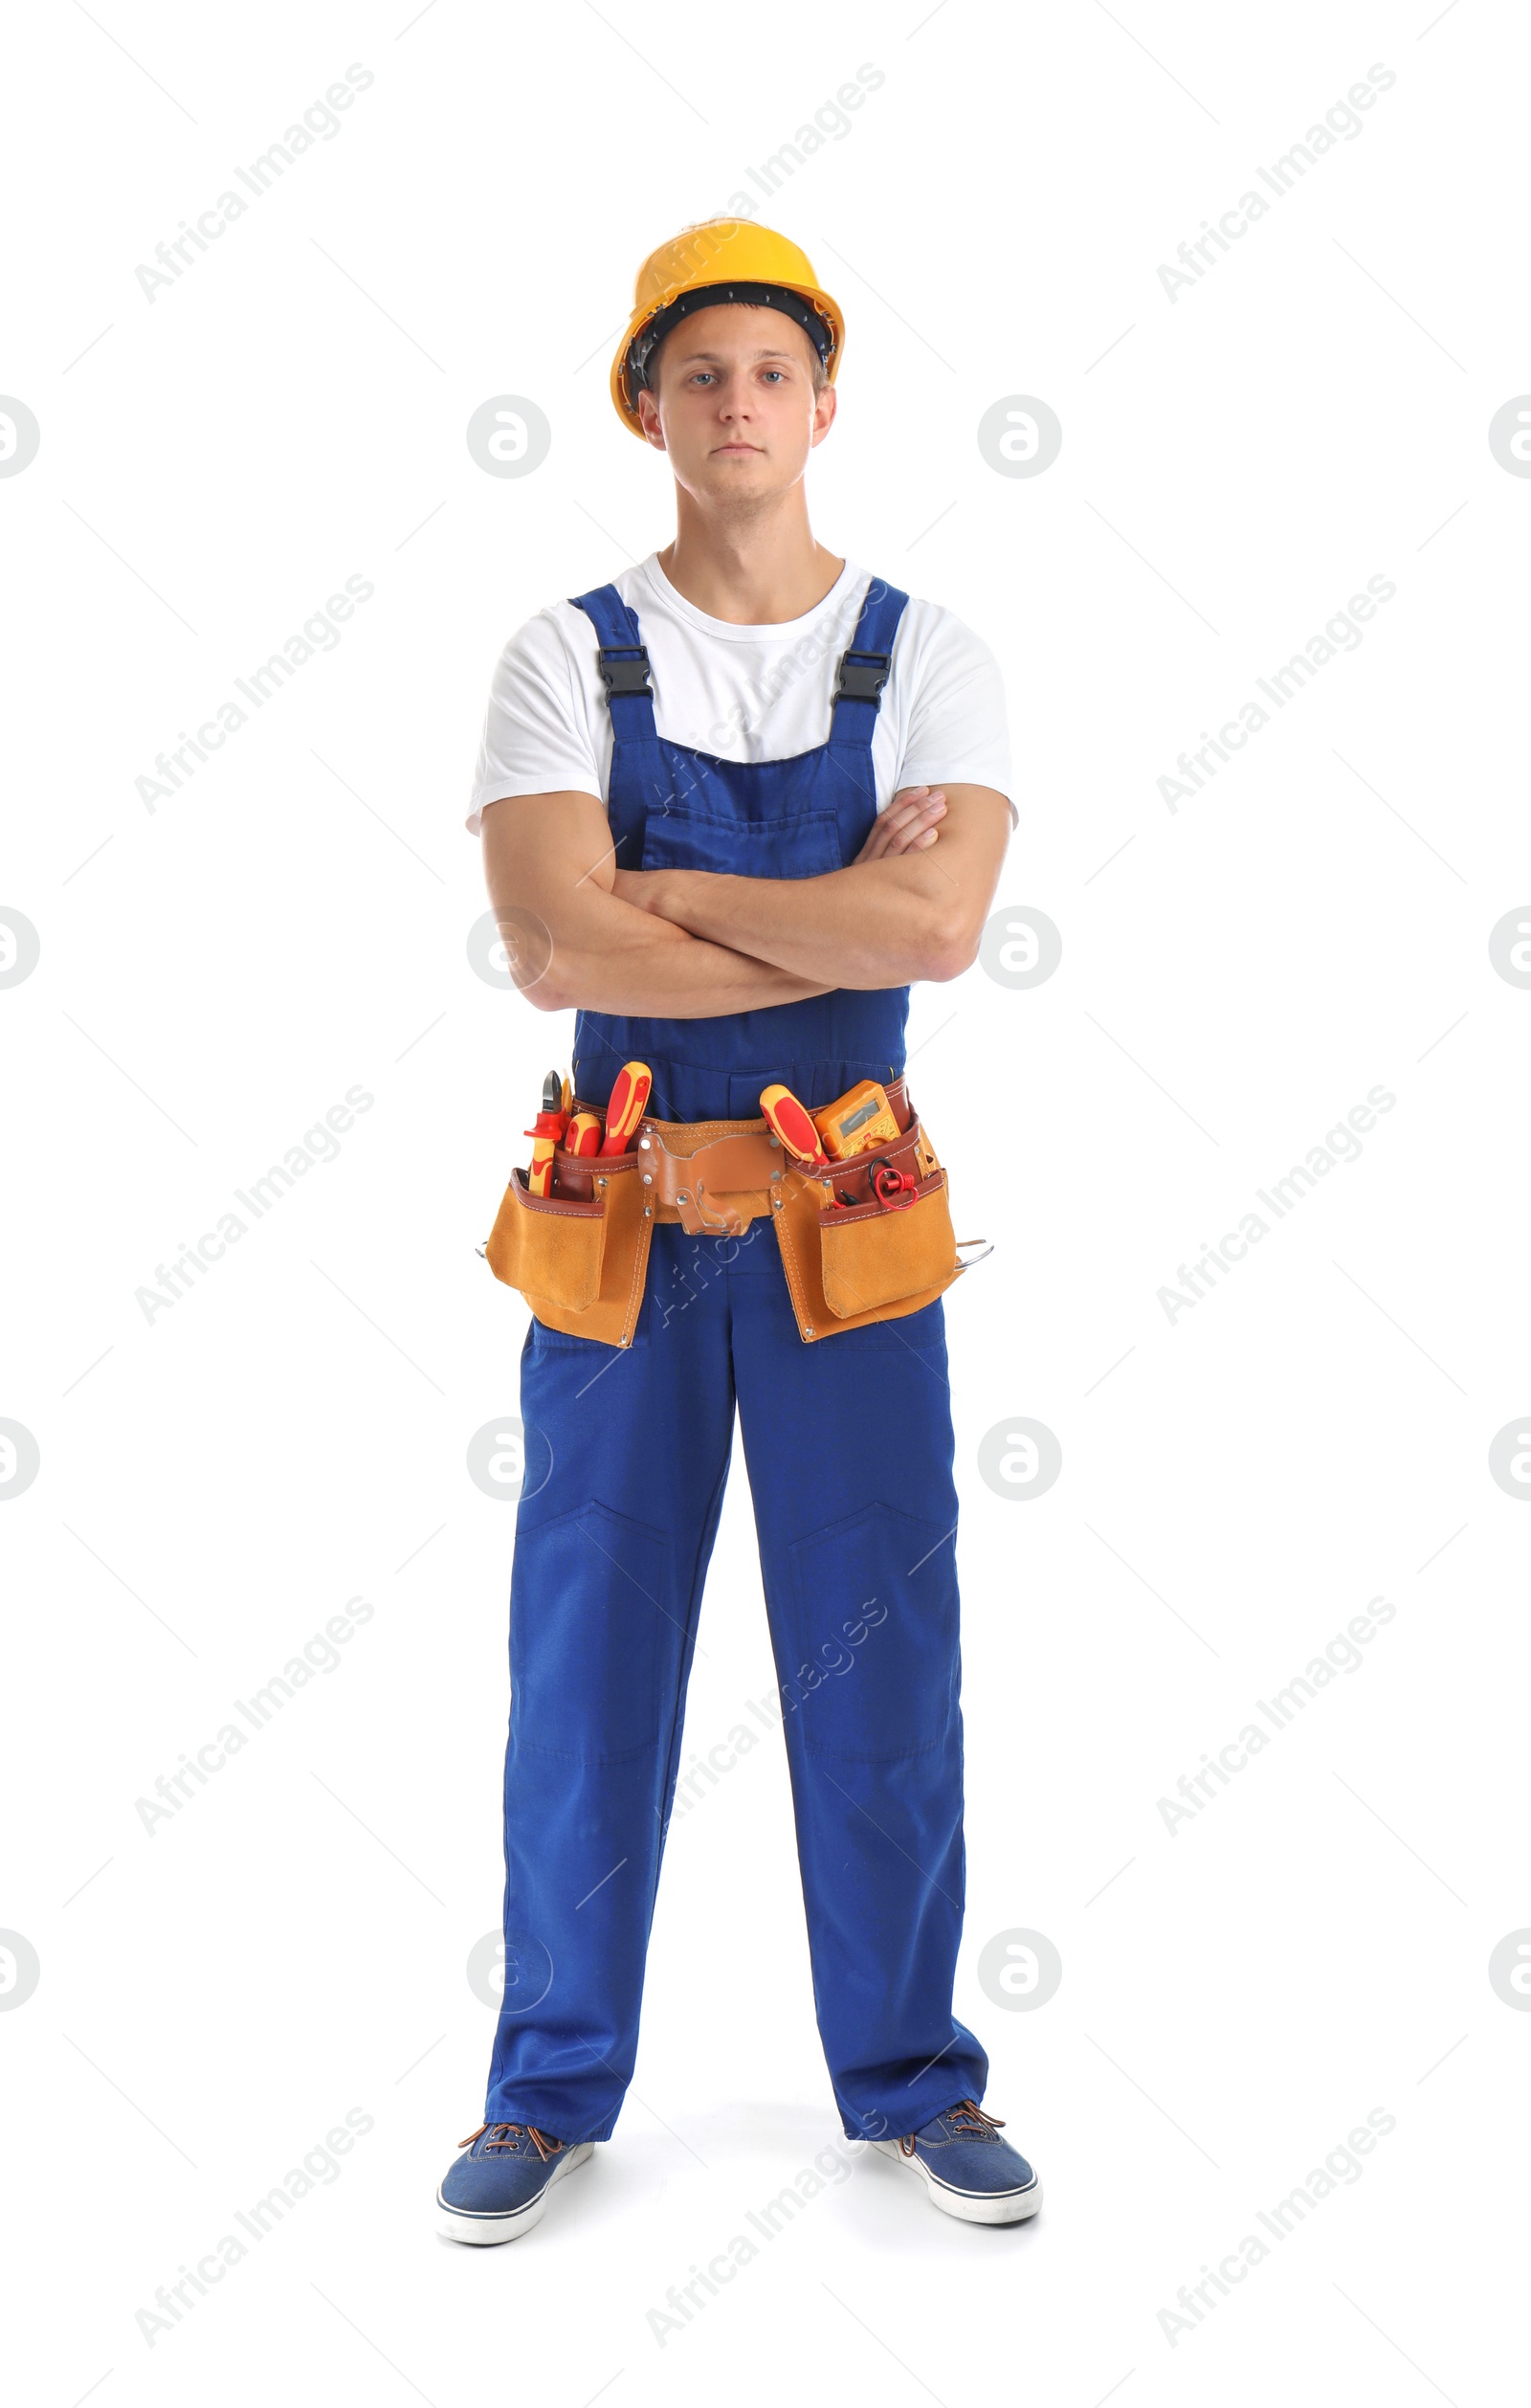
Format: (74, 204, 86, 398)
(551, 1077, 914, 1236)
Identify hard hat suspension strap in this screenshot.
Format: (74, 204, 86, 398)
(626, 280, 834, 401)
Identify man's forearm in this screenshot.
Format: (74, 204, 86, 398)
(521, 888, 828, 1019)
(622, 785, 1012, 988)
(483, 790, 830, 1020)
(631, 859, 960, 989)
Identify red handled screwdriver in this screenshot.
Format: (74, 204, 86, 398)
(598, 1060, 653, 1155)
(760, 1082, 830, 1170)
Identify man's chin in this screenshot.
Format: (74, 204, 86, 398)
(688, 461, 788, 502)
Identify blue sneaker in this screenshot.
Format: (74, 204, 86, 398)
(873, 2100, 1041, 2225)
(436, 2120, 594, 2245)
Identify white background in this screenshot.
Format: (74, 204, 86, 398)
(3, 1, 1527, 2401)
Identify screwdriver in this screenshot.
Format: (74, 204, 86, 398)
(598, 1060, 653, 1155)
(565, 1110, 603, 1156)
(760, 1082, 830, 1170)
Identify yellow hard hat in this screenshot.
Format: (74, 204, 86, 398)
(610, 218, 844, 437)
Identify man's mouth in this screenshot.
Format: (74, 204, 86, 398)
(712, 442, 761, 455)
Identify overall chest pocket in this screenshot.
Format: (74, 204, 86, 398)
(641, 806, 844, 880)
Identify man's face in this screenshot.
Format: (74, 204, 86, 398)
(635, 303, 834, 503)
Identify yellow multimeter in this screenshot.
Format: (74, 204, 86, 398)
(812, 1080, 901, 1161)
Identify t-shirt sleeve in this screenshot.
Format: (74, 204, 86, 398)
(896, 615, 1018, 830)
(466, 611, 603, 836)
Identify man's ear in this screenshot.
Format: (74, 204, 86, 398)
(635, 388, 668, 452)
(810, 382, 837, 450)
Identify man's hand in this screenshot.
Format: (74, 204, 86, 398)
(615, 788, 946, 915)
(619, 784, 1011, 990)
(855, 785, 947, 860)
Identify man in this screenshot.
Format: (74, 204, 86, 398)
(438, 218, 1039, 2242)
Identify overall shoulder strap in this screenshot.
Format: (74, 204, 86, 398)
(829, 576, 911, 747)
(569, 583, 656, 740)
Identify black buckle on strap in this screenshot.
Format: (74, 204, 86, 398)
(596, 645, 654, 698)
(833, 648, 891, 704)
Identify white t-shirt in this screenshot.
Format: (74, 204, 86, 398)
(465, 552, 1015, 836)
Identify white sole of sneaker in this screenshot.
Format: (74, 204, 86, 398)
(436, 2140, 594, 2245)
(870, 2137, 1042, 2226)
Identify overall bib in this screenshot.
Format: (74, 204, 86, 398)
(486, 574, 989, 2143)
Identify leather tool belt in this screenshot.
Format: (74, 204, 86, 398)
(482, 1078, 987, 1349)
(550, 1076, 914, 1235)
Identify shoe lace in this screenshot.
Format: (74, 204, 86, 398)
(899, 2098, 1006, 2154)
(457, 2121, 562, 2159)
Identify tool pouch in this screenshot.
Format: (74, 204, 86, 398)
(771, 1102, 968, 1343)
(483, 1154, 654, 1348)
(483, 1082, 980, 1349)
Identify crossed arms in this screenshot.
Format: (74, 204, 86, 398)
(482, 783, 1012, 1020)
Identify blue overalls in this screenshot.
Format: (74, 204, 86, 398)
(486, 574, 988, 2143)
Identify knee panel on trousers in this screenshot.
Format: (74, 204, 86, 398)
(782, 1502, 959, 1761)
(510, 1501, 668, 1764)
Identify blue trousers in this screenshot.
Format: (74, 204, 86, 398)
(486, 1214, 988, 2142)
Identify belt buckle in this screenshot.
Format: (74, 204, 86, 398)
(674, 1181, 747, 1238)
(643, 1120, 774, 1237)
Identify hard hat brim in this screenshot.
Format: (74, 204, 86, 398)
(610, 276, 844, 436)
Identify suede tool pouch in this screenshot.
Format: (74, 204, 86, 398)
(818, 1170, 959, 1318)
(484, 1155, 653, 1348)
(770, 1110, 965, 1344)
